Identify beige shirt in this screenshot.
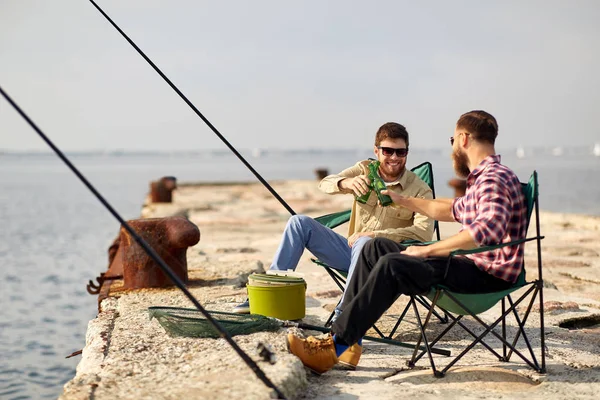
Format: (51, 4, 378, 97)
(318, 160, 434, 242)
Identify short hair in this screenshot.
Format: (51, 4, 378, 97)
(375, 122, 409, 147)
(456, 110, 498, 145)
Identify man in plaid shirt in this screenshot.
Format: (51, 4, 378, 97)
(286, 110, 528, 374)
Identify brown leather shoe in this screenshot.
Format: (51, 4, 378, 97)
(338, 342, 362, 370)
(286, 333, 338, 375)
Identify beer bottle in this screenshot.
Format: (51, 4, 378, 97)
(355, 160, 393, 206)
(356, 189, 371, 204)
(369, 161, 393, 207)
(355, 161, 374, 204)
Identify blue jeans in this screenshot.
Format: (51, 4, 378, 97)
(269, 215, 371, 313)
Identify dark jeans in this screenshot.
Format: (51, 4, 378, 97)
(331, 237, 513, 345)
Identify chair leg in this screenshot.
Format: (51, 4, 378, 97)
(502, 298, 507, 361)
(504, 290, 540, 367)
(321, 266, 344, 328)
(408, 292, 443, 377)
(388, 301, 412, 339)
(323, 266, 346, 292)
(440, 288, 542, 373)
(371, 324, 387, 338)
(537, 280, 547, 373)
(411, 308, 507, 367)
(414, 287, 542, 375)
(415, 295, 448, 324)
(388, 295, 447, 340)
(445, 315, 503, 359)
(324, 309, 337, 328)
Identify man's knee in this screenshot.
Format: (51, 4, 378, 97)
(364, 237, 401, 256)
(287, 214, 312, 231)
(353, 235, 372, 249)
(359, 237, 387, 264)
(375, 253, 433, 295)
(361, 237, 378, 255)
(374, 253, 400, 273)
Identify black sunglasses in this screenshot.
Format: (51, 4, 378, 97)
(377, 146, 408, 157)
(450, 132, 470, 146)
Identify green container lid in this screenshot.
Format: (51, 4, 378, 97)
(247, 273, 306, 287)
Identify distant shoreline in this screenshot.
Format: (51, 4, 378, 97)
(2, 144, 600, 157)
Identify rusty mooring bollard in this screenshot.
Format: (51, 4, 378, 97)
(87, 234, 123, 295)
(121, 216, 200, 289)
(448, 178, 467, 197)
(315, 168, 329, 180)
(108, 234, 120, 266)
(150, 176, 177, 203)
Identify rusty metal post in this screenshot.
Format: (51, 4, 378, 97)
(150, 176, 177, 203)
(121, 216, 200, 289)
(88, 234, 123, 296)
(314, 168, 329, 180)
(448, 178, 467, 197)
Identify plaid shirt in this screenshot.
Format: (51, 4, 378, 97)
(452, 155, 527, 283)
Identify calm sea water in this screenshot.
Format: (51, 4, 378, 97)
(0, 148, 599, 399)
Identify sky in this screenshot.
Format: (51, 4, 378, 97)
(1, 0, 599, 152)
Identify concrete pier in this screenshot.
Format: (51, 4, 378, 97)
(61, 180, 600, 399)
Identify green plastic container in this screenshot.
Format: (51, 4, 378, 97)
(247, 274, 306, 320)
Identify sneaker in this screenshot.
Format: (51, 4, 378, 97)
(338, 342, 362, 370)
(286, 333, 338, 375)
(233, 299, 250, 314)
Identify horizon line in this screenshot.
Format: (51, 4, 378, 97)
(2, 143, 599, 155)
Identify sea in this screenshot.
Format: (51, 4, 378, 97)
(1, 146, 599, 399)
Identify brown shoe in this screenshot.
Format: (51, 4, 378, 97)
(338, 342, 362, 370)
(286, 333, 338, 375)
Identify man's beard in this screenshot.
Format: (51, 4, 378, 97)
(452, 149, 470, 178)
(380, 162, 404, 179)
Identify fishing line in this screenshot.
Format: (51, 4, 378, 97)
(0, 86, 287, 400)
(88, 0, 296, 217)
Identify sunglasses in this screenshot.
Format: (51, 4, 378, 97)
(377, 146, 408, 157)
(450, 132, 470, 146)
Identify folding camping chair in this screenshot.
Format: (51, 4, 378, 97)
(407, 171, 546, 377)
(311, 161, 447, 337)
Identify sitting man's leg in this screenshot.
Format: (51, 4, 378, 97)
(288, 237, 514, 373)
(332, 238, 439, 347)
(288, 237, 444, 373)
(330, 235, 373, 324)
(270, 215, 354, 272)
(330, 235, 373, 369)
(234, 214, 352, 313)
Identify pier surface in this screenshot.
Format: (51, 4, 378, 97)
(61, 180, 600, 399)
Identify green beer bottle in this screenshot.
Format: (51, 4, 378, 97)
(355, 160, 393, 206)
(355, 161, 373, 204)
(356, 189, 372, 204)
(369, 161, 393, 207)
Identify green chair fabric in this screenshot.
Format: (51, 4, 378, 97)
(427, 282, 526, 316)
(314, 209, 352, 230)
(410, 171, 546, 377)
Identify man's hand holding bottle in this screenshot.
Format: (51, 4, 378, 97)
(340, 175, 371, 198)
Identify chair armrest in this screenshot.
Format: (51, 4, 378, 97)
(315, 209, 352, 229)
(449, 236, 544, 256)
(402, 239, 440, 246)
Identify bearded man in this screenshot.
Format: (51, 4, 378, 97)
(287, 110, 528, 375)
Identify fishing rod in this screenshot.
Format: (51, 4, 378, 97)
(88, 0, 296, 217)
(0, 86, 287, 400)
